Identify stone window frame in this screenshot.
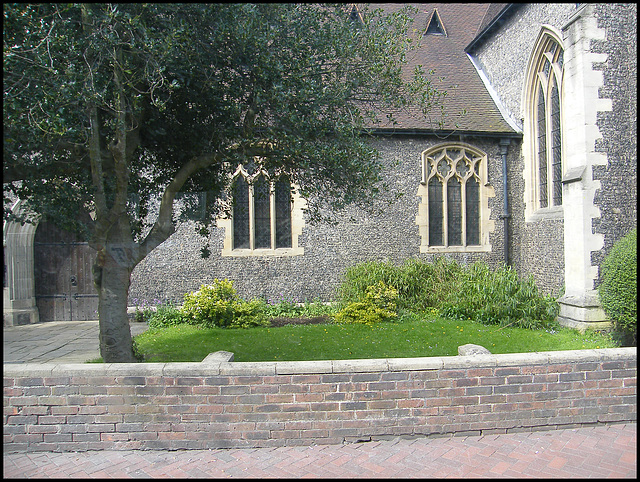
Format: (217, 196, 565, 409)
(219, 164, 306, 257)
(416, 143, 494, 253)
(523, 26, 565, 222)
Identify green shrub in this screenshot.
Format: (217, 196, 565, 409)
(180, 280, 271, 329)
(336, 257, 461, 312)
(262, 297, 336, 319)
(333, 281, 399, 324)
(148, 301, 187, 329)
(398, 257, 462, 310)
(598, 228, 637, 346)
(336, 260, 399, 306)
(440, 261, 559, 329)
(181, 279, 237, 327)
(230, 298, 270, 329)
(262, 295, 302, 318)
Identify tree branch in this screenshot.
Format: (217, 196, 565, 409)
(136, 140, 273, 264)
(137, 152, 220, 262)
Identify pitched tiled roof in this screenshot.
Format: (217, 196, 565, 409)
(365, 3, 518, 135)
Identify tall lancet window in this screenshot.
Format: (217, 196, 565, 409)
(525, 29, 564, 214)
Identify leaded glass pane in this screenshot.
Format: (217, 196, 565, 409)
(428, 177, 443, 246)
(275, 178, 292, 249)
(537, 87, 548, 208)
(551, 83, 562, 206)
(254, 176, 271, 249)
(466, 177, 480, 245)
(233, 177, 250, 249)
(447, 177, 462, 246)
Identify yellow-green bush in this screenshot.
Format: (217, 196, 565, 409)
(180, 279, 268, 328)
(333, 281, 398, 324)
(598, 228, 637, 346)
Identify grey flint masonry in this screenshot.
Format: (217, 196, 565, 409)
(3, 348, 636, 452)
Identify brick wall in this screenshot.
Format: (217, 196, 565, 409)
(4, 348, 636, 453)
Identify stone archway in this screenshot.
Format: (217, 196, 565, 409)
(3, 200, 99, 326)
(3, 201, 39, 326)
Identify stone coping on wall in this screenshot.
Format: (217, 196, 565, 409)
(4, 347, 635, 377)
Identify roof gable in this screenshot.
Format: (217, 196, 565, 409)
(424, 8, 447, 36)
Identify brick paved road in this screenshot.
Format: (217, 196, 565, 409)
(4, 422, 636, 478)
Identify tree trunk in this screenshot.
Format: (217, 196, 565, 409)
(93, 240, 137, 363)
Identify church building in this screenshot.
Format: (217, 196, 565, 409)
(4, 4, 637, 331)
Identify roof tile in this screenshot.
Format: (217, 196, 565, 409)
(367, 3, 517, 134)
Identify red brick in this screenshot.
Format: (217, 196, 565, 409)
(16, 377, 44, 387)
(86, 424, 115, 433)
(157, 431, 186, 440)
(292, 374, 324, 384)
(20, 406, 50, 416)
(599, 379, 624, 389)
(28, 425, 58, 434)
(38, 415, 66, 424)
(441, 370, 468, 378)
(547, 364, 574, 373)
(101, 433, 131, 441)
(166, 386, 194, 395)
(455, 378, 479, 387)
(295, 393, 324, 403)
(50, 406, 79, 416)
(192, 385, 221, 395)
(4, 387, 23, 397)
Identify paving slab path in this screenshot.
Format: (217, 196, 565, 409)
(3, 423, 636, 478)
(3, 320, 149, 364)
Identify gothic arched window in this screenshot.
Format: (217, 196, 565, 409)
(524, 29, 564, 216)
(417, 144, 493, 253)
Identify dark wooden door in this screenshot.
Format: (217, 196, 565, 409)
(34, 221, 98, 322)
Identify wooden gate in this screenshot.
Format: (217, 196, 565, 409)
(34, 221, 98, 322)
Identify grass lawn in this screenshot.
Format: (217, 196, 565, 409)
(131, 314, 616, 363)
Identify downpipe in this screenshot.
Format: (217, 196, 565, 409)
(500, 138, 511, 267)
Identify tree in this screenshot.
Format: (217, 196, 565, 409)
(4, 3, 442, 362)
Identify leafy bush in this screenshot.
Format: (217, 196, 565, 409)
(262, 294, 303, 318)
(337, 259, 558, 328)
(598, 228, 637, 346)
(181, 279, 237, 327)
(180, 280, 270, 329)
(336, 257, 461, 312)
(230, 298, 270, 329)
(148, 301, 187, 329)
(440, 261, 559, 329)
(398, 257, 461, 310)
(336, 260, 399, 306)
(333, 281, 399, 324)
(131, 298, 162, 323)
(262, 296, 336, 319)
